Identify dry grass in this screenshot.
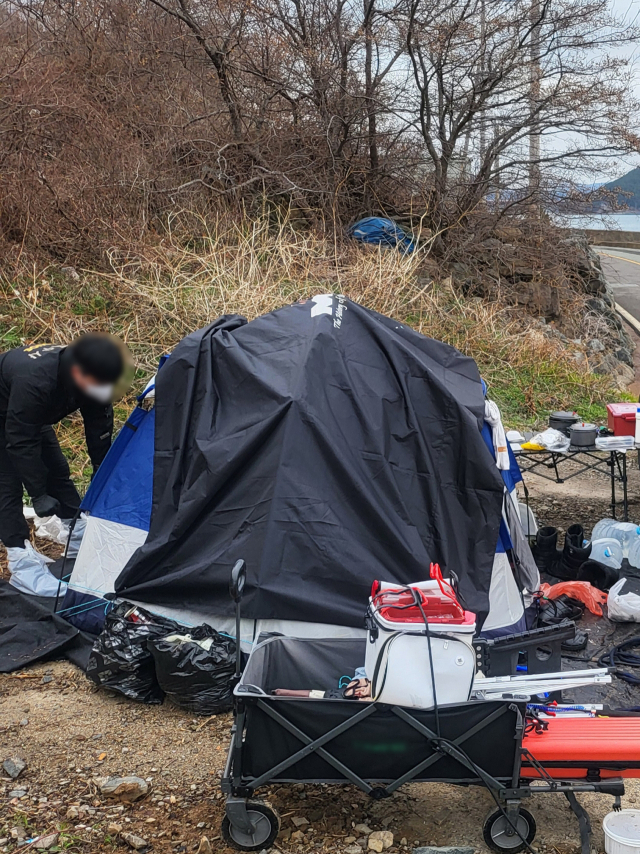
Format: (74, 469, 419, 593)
(0, 212, 617, 484)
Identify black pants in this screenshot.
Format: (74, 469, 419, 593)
(0, 423, 81, 548)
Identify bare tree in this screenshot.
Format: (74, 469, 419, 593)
(402, 0, 640, 240)
(0, 0, 638, 260)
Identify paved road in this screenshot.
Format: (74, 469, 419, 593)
(595, 246, 640, 323)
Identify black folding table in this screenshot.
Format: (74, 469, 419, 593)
(515, 447, 630, 521)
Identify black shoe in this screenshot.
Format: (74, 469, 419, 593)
(538, 595, 584, 625)
(577, 559, 620, 592)
(562, 630, 588, 652)
(566, 524, 585, 548)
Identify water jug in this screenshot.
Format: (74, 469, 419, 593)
(590, 538, 623, 569)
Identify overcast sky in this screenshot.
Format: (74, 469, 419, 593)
(597, 0, 640, 180)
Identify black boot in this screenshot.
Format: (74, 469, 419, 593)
(557, 525, 592, 580)
(532, 526, 560, 573)
(566, 524, 585, 549)
(577, 559, 620, 592)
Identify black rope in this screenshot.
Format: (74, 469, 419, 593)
(371, 585, 537, 851)
(598, 636, 640, 685)
(437, 734, 538, 854)
(522, 478, 532, 540)
(370, 586, 443, 736)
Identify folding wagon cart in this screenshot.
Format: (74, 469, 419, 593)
(220, 563, 625, 854)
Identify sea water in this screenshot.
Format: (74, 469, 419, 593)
(556, 213, 640, 232)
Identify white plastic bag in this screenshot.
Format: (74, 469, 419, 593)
(32, 514, 69, 545)
(529, 428, 570, 452)
(7, 540, 66, 598)
(26, 511, 87, 556)
(608, 577, 640, 622)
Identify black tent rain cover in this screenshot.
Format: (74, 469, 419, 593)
(116, 296, 504, 626)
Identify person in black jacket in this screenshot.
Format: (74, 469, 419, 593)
(0, 334, 126, 594)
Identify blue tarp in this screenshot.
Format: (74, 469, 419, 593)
(348, 217, 415, 253)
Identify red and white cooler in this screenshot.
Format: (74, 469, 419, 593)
(364, 570, 476, 710)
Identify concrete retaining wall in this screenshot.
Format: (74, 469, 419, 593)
(584, 229, 640, 249)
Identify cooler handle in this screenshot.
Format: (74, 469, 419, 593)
(430, 563, 463, 615)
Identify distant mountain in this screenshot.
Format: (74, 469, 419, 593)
(601, 167, 640, 210)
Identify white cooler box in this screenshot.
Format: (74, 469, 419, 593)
(364, 579, 476, 710)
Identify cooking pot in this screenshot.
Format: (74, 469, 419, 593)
(549, 410, 579, 436)
(568, 422, 598, 447)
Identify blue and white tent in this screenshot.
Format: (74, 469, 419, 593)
(60, 383, 156, 633)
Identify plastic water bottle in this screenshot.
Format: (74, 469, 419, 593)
(611, 522, 640, 556)
(636, 404, 640, 446)
(591, 519, 640, 556)
(592, 521, 640, 557)
(590, 538, 623, 569)
(592, 519, 616, 541)
(629, 539, 640, 569)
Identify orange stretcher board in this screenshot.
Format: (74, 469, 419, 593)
(522, 717, 640, 779)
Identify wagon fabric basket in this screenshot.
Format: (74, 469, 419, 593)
(234, 636, 522, 786)
(221, 632, 626, 854)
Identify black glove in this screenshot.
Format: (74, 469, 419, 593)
(33, 494, 62, 518)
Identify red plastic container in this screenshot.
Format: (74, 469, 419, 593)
(369, 564, 475, 625)
(372, 589, 472, 624)
(522, 717, 640, 779)
(607, 403, 638, 437)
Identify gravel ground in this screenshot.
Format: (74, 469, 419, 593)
(2, 657, 640, 854)
(3, 452, 640, 854)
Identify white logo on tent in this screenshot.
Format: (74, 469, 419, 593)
(310, 294, 334, 317)
(310, 294, 347, 328)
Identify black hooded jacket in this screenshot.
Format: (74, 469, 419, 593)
(0, 344, 114, 497)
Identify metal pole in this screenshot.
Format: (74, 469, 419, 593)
(235, 597, 242, 680)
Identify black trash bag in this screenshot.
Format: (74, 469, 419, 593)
(148, 624, 236, 715)
(86, 602, 181, 704)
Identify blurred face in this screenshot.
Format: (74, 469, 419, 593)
(70, 364, 114, 402)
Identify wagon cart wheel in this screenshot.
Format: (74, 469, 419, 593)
(483, 808, 536, 853)
(222, 800, 281, 851)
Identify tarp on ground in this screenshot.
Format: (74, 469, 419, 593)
(0, 581, 94, 672)
(115, 296, 505, 627)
